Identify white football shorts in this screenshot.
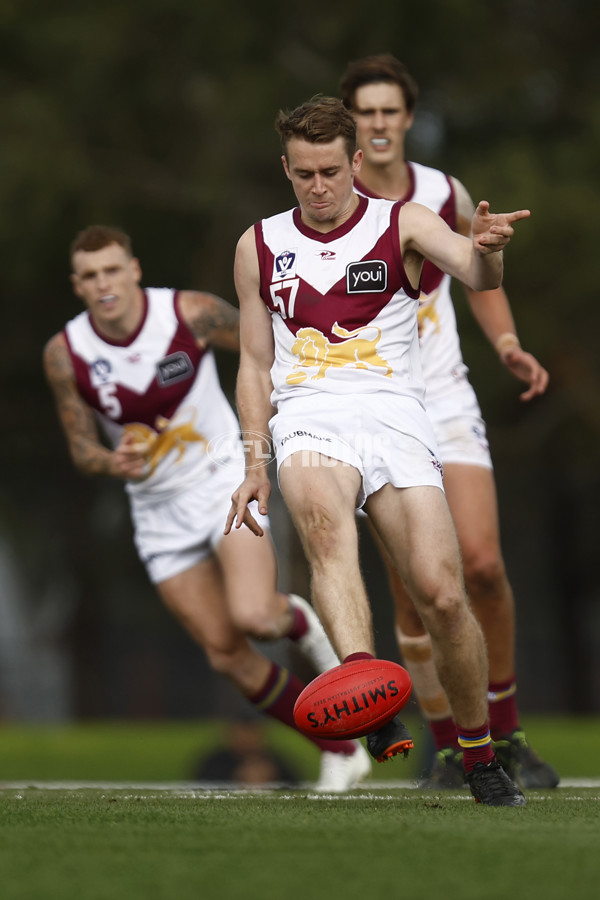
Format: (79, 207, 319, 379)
(129, 458, 269, 584)
(270, 392, 444, 508)
(426, 379, 493, 469)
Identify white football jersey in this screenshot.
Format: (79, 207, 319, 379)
(254, 195, 426, 407)
(64, 288, 240, 498)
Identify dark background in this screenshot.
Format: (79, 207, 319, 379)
(1, 0, 599, 721)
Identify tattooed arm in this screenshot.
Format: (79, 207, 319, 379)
(177, 291, 240, 352)
(42, 333, 147, 480)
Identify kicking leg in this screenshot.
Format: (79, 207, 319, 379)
(279, 453, 413, 763)
(157, 557, 366, 791)
(214, 526, 339, 672)
(278, 451, 373, 660)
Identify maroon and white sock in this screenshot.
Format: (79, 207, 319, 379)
(249, 662, 356, 756)
(287, 601, 308, 641)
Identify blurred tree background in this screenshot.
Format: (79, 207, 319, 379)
(1, 0, 599, 721)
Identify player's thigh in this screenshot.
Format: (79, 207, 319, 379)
(366, 483, 461, 599)
(156, 557, 242, 652)
(442, 463, 502, 564)
(278, 451, 361, 544)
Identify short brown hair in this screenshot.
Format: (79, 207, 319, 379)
(340, 54, 419, 114)
(275, 95, 357, 162)
(70, 225, 133, 264)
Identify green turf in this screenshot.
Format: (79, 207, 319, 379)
(0, 719, 599, 899)
(0, 715, 598, 781)
(0, 786, 599, 900)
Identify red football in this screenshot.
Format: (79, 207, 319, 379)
(293, 658, 412, 740)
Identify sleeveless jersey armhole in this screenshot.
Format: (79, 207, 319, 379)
(391, 200, 421, 301)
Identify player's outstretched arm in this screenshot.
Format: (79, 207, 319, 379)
(400, 201, 530, 292)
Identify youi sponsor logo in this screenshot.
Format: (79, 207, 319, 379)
(346, 260, 388, 294)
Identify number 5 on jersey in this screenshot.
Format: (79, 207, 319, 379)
(98, 382, 122, 418)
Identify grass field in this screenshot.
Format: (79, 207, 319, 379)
(1, 714, 599, 782)
(1, 717, 599, 900)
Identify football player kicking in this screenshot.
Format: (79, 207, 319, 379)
(227, 96, 529, 806)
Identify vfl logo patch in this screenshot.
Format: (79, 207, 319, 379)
(273, 249, 297, 280)
(346, 260, 387, 294)
(90, 358, 112, 386)
(156, 351, 193, 386)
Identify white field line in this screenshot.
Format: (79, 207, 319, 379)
(1, 778, 599, 793)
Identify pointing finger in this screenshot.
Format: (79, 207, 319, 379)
(506, 209, 531, 223)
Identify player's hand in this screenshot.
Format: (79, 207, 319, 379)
(500, 345, 550, 401)
(224, 472, 271, 537)
(113, 431, 150, 480)
(472, 201, 531, 254)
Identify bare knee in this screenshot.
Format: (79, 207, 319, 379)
(417, 586, 471, 644)
(303, 506, 340, 555)
(228, 589, 289, 642)
(462, 549, 508, 601)
(235, 605, 284, 642)
(204, 638, 252, 678)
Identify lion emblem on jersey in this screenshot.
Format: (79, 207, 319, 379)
(286, 322, 392, 384)
(123, 415, 208, 477)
